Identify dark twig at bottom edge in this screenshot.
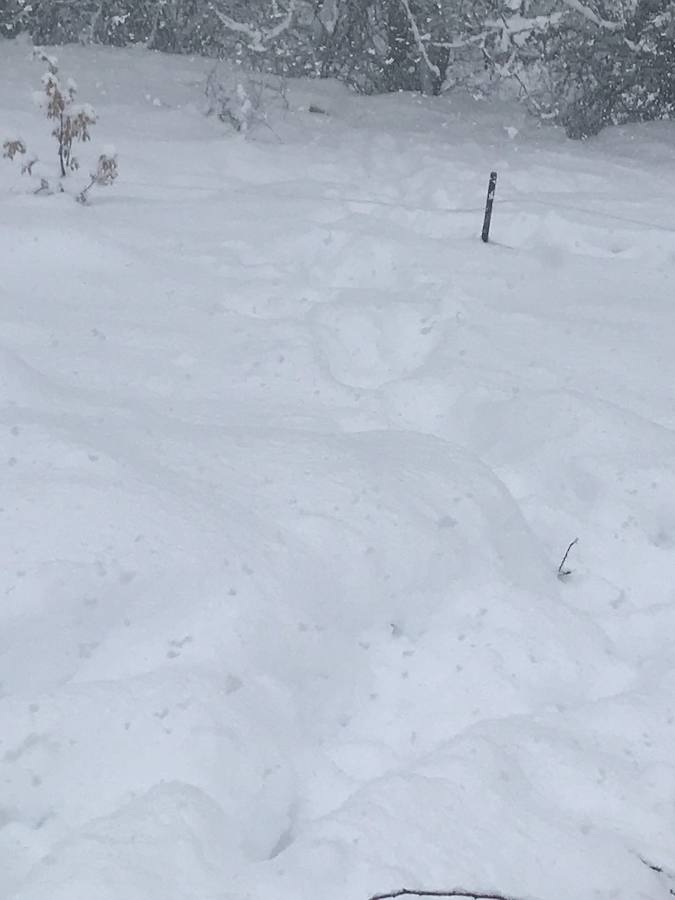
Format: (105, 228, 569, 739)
(369, 889, 528, 900)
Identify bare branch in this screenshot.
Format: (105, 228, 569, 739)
(557, 538, 579, 579)
(369, 889, 528, 900)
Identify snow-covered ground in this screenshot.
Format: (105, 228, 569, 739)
(1, 37, 675, 900)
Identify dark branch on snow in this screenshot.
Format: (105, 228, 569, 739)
(369, 889, 528, 900)
(557, 537, 579, 579)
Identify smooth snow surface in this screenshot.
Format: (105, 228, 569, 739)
(1, 39, 675, 900)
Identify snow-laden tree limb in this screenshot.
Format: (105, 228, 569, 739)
(213, 0, 296, 52)
(558, 0, 623, 30)
(315, 0, 339, 35)
(398, 0, 441, 79)
(493, 12, 564, 36)
(431, 34, 487, 50)
(433, 10, 562, 52)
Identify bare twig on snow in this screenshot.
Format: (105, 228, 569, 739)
(369, 889, 527, 900)
(557, 537, 579, 579)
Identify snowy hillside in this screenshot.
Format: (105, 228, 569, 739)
(1, 38, 675, 900)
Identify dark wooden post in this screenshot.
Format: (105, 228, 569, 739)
(481, 171, 498, 243)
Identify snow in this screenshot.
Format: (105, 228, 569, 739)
(1, 37, 675, 900)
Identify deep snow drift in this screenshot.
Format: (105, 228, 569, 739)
(1, 38, 675, 900)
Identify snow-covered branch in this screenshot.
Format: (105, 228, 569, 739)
(493, 12, 564, 36)
(398, 0, 441, 79)
(431, 34, 487, 50)
(558, 0, 623, 30)
(433, 11, 562, 52)
(213, 0, 296, 52)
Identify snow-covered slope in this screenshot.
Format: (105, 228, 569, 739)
(1, 38, 675, 900)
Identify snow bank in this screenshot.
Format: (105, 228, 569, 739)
(1, 38, 674, 900)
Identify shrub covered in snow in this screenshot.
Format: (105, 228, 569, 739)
(2, 48, 119, 201)
(32, 49, 97, 176)
(205, 65, 288, 134)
